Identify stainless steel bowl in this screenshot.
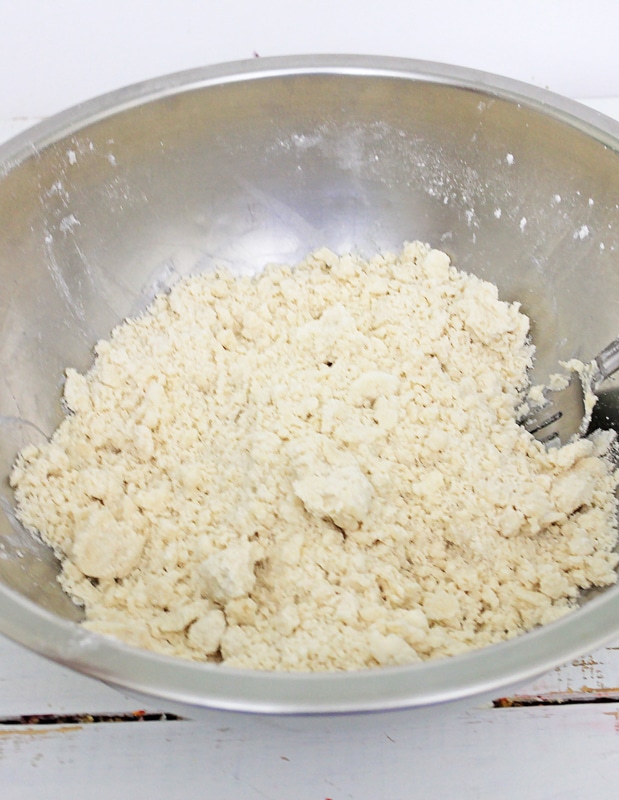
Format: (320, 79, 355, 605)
(2, 55, 619, 715)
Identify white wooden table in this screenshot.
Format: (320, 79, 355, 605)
(3, 99, 619, 800)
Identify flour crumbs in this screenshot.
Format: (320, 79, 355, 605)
(10, 242, 619, 671)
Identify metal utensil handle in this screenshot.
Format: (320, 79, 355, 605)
(594, 337, 619, 384)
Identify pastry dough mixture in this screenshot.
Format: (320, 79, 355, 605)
(10, 242, 619, 670)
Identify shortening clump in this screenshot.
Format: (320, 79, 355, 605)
(10, 242, 619, 671)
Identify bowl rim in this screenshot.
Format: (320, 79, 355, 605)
(3, 577, 619, 715)
(2, 53, 619, 715)
(2, 52, 619, 166)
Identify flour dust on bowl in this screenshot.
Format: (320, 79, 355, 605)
(2, 55, 619, 715)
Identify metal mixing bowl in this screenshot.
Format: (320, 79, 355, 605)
(2, 55, 619, 715)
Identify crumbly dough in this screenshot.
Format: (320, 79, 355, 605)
(10, 242, 619, 671)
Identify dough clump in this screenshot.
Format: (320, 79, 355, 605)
(10, 242, 619, 670)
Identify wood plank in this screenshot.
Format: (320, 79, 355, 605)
(1, 702, 619, 799)
(509, 645, 619, 703)
(0, 635, 160, 717)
